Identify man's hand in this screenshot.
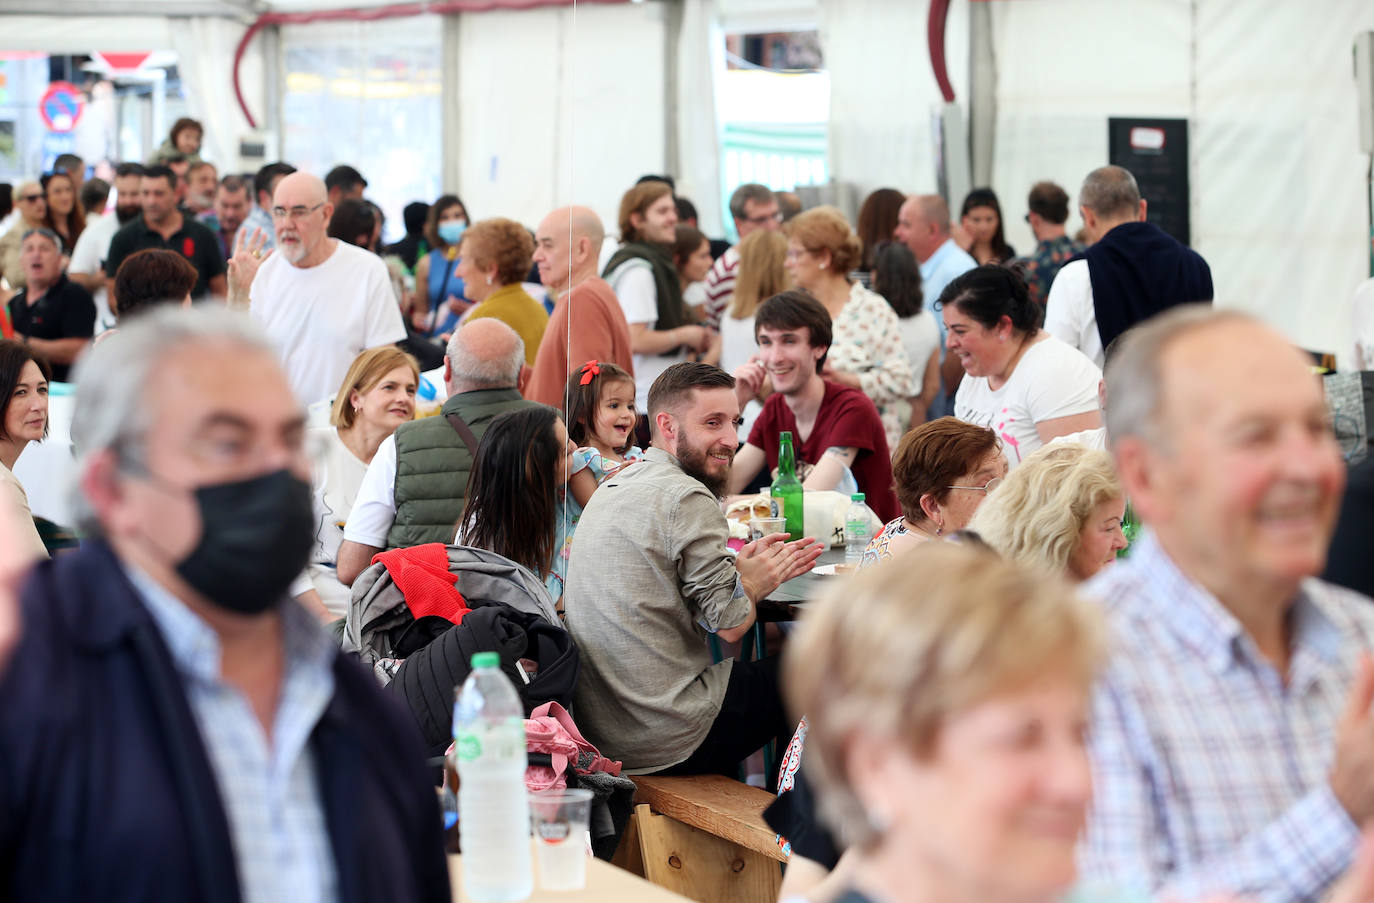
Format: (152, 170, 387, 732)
(735, 533, 825, 604)
(1331, 825, 1374, 903)
(1331, 655, 1374, 823)
(733, 360, 766, 407)
(227, 227, 272, 310)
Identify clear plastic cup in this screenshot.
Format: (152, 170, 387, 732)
(750, 516, 787, 541)
(529, 788, 593, 891)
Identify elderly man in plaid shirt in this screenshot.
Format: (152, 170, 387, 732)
(1077, 305, 1374, 902)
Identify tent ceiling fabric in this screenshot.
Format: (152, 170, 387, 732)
(0, 0, 254, 14)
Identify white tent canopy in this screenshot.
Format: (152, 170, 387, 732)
(2, 0, 1372, 364)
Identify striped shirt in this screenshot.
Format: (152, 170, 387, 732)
(700, 244, 740, 329)
(130, 567, 340, 903)
(1078, 530, 1374, 902)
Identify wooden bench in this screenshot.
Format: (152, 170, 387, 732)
(613, 774, 785, 903)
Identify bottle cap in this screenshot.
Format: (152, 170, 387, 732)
(470, 652, 500, 669)
(851, 493, 865, 501)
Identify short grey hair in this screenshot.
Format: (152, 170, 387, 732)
(729, 183, 775, 221)
(68, 306, 280, 534)
(444, 318, 525, 391)
(1079, 165, 1141, 220)
(1105, 305, 1258, 451)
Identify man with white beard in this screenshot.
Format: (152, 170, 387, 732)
(234, 171, 405, 406)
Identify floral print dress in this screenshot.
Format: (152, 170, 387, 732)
(827, 282, 917, 453)
(547, 445, 645, 601)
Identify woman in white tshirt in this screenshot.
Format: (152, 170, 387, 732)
(295, 346, 419, 621)
(943, 265, 1101, 469)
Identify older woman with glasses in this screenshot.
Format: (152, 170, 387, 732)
(1, 182, 48, 289)
(861, 416, 1004, 565)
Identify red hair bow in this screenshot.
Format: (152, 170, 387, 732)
(578, 360, 601, 385)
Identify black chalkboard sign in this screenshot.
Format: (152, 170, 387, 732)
(1108, 118, 1191, 247)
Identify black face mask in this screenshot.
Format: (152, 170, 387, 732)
(173, 469, 315, 616)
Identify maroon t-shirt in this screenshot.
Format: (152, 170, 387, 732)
(747, 381, 899, 521)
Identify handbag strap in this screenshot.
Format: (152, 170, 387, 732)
(445, 410, 480, 456)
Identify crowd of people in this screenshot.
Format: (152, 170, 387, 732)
(0, 111, 1372, 903)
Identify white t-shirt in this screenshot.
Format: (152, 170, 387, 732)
(1043, 259, 1103, 368)
(249, 240, 407, 406)
(954, 334, 1102, 469)
(898, 310, 940, 396)
(304, 426, 371, 618)
(1352, 277, 1374, 371)
(1048, 426, 1109, 452)
(67, 212, 121, 331)
(718, 311, 761, 440)
(341, 432, 399, 549)
(607, 258, 688, 412)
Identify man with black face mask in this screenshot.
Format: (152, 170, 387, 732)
(564, 361, 825, 779)
(0, 307, 450, 903)
(67, 161, 146, 330)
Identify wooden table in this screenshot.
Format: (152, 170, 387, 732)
(448, 851, 693, 902)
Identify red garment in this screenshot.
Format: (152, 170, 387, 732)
(748, 380, 900, 521)
(371, 543, 469, 624)
(526, 277, 634, 408)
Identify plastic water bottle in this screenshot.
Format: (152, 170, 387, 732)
(844, 493, 875, 564)
(454, 652, 532, 901)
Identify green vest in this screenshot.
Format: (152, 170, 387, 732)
(386, 388, 536, 549)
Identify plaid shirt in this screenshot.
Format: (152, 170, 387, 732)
(1077, 531, 1374, 903)
(1018, 235, 1084, 308)
(130, 567, 339, 903)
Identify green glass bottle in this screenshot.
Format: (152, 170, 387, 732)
(771, 431, 804, 541)
(1118, 500, 1140, 559)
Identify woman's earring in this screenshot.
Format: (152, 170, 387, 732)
(486, 275, 492, 286)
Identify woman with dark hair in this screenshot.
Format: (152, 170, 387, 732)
(147, 117, 204, 166)
(112, 248, 197, 321)
(673, 224, 714, 321)
(957, 187, 1015, 264)
(942, 265, 1101, 467)
(854, 187, 906, 278)
(872, 240, 939, 425)
(41, 171, 84, 252)
(413, 194, 471, 337)
(328, 199, 377, 250)
(458, 405, 576, 604)
(0, 340, 51, 561)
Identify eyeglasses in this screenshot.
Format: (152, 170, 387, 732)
(18, 194, 43, 203)
(745, 211, 784, 226)
(270, 203, 325, 221)
(946, 476, 1003, 494)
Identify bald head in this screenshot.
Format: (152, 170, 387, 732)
(273, 172, 328, 208)
(272, 172, 333, 267)
(894, 194, 950, 262)
(534, 205, 605, 295)
(445, 318, 526, 393)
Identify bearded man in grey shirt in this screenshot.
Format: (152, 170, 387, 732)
(564, 362, 824, 775)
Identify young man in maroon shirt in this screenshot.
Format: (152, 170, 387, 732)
(727, 289, 899, 520)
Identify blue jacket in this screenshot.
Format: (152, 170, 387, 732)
(0, 540, 451, 903)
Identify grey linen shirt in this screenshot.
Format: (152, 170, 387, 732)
(564, 446, 751, 772)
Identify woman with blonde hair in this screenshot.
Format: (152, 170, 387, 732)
(719, 228, 789, 439)
(969, 444, 1127, 581)
(293, 346, 419, 620)
(457, 218, 547, 364)
(778, 543, 1103, 903)
(783, 205, 914, 452)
